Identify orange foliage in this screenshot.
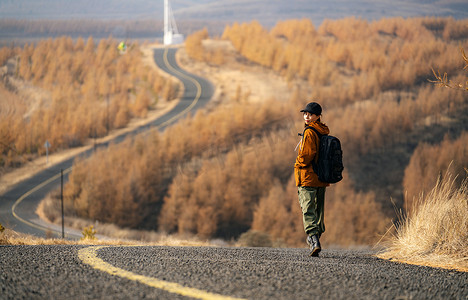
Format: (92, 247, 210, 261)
(324, 172, 389, 246)
(0, 47, 18, 67)
(185, 28, 209, 62)
(185, 28, 226, 65)
(160, 127, 296, 238)
(221, 17, 467, 106)
(0, 36, 175, 170)
(251, 176, 304, 246)
(403, 133, 468, 212)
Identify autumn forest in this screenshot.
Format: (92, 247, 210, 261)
(1, 16, 467, 247)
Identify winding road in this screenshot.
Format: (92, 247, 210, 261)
(0, 47, 213, 238)
(0, 47, 467, 300)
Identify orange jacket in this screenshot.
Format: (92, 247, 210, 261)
(294, 121, 330, 187)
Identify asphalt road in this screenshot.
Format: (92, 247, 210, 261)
(0, 47, 213, 239)
(1, 245, 467, 299)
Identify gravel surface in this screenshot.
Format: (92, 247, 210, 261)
(1, 245, 467, 299)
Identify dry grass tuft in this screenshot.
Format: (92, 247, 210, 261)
(0, 228, 214, 247)
(378, 172, 468, 272)
(0, 223, 214, 247)
(0, 228, 132, 246)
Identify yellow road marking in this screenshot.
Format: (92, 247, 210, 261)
(12, 167, 73, 236)
(78, 246, 245, 300)
(154, 47, 202, 129)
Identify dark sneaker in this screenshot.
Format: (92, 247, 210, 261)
(306, 235, 321, 257)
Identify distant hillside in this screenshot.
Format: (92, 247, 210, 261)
(1, 0, 467, 27)
(174, 0, 468, 26)
(1, 0, 467, 45)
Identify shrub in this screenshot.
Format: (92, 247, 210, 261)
(81, 225, 97, 241)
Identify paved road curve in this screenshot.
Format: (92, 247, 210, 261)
(1, 245, 467, 299)
(0, 47, 213, 238)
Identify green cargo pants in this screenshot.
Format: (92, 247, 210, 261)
(298, 186, 326, 237)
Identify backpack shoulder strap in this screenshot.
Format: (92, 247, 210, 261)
(302, 126, 322, 168)
(303, 126, 323, 139)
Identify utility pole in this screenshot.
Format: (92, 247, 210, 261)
(61, 169, 64, 239)
(106, 96, 109, 135)
(44, 140, 51, 164)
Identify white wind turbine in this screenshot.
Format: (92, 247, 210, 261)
(163, 0, 184, 45)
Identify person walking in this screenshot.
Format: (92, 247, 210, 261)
(294, 102, 330, 257)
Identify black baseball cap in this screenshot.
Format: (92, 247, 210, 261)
(300, 102, 322, 115)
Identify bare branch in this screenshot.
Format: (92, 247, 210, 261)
(461, 47, 468, 70)
(429, 47, 468, 91)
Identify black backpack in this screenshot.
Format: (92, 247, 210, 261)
(300, 126, 344, 184)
